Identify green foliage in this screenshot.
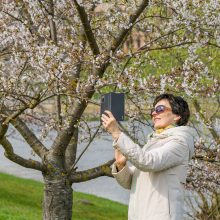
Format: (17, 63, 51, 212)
(139, 49, 186, 76)
(0, 173, 127, 220)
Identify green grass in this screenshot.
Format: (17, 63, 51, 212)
(0, 172, 128, 220)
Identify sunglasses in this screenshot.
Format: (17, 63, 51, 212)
(150, 105, 172, 116)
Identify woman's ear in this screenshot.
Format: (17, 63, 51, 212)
(174, 115, 181, 122)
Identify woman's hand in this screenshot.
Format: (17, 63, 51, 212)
(101, 110, 121, 140)
(101, 111, 126, 171)
(115, 149, 126, 171)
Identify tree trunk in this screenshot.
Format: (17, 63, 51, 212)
(43, 176, 73, 220)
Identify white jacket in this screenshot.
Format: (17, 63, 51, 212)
(112, 126, 195, 220)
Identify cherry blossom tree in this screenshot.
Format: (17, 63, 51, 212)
(0, 0, 219, 219)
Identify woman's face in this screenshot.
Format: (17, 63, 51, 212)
(152, 99, 180, 129)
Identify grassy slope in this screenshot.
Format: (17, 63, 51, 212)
(0, 173, 128, 220)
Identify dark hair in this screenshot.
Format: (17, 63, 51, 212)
(153, 93, 190, 126)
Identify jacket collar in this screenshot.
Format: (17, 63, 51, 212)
(148, 125, 196, 140)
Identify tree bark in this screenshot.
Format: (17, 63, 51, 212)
(43, 176, 73, 220)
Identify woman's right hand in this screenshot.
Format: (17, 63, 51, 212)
(115, 149, 126, 171)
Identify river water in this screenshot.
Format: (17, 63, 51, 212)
(0, 124, 134, 205)
(1, 121, 210, 208)
(1, 118, 218, 220)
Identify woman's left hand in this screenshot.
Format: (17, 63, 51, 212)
(101, 110, 121, 140)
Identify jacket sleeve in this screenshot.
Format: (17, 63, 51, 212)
(112, 162, 134, 189)
(115, 132, 191, 172)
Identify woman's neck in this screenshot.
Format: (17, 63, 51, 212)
(155, 124, 176, 134)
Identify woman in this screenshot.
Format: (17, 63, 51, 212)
(101, 93, 195, 220)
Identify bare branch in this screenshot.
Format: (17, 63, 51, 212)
(1, 105, 48, 158)
(133, 41, 196, 56)
(72, 0, 100, 56)
(37, 0, 50, 15)
(193, 155, 219, 164)
(65, 127, 78, 171)
(51, 102, 87, 156)
(3, 10, 24, 23)
(14, 0, 43, 42)
(210, 97, 220, 122)
(137, 27, 185, 51)
(0, 136, 44, 171)
(70, 159, 114, 183)
(11, 117, 48, 158)
(0, 116, 9, 140)
(118, 121, 145, 147)
(207, 42, 220, 49)
(2, 94, 42, 126)
(193, 99, 220, 145)
(46, 0, 63, 128)
(48, 0, 57, 44)
(69, 123, 102, 173)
